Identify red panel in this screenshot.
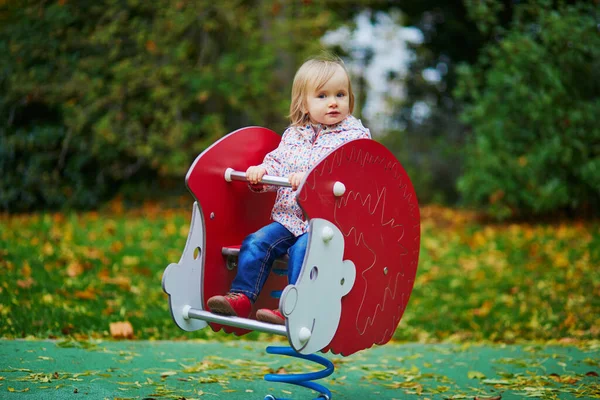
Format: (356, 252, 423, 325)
(297, 139, 421, 356)
(186, 127, 287, 336)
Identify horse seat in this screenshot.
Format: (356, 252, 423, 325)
(222, 245, 289, 275)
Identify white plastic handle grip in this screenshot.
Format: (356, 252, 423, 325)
(224, 168, 292, 187)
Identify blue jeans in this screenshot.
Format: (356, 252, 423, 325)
(231, 222, 308, 303)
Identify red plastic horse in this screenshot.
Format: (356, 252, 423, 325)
(162, 126, 420, 356)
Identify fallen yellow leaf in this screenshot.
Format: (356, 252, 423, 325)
(74, 288, 97, 300)
(109, 321, 134, 339)
(17, 277, 35, 289)
(66, 261, 84, 277)
(22, 261, 32, 277)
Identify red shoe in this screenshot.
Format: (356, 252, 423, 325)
(256, 308, 285, 325)
(207, 293, 251, 318)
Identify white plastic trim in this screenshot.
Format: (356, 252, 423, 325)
(281, 218, 356, 354)
(161, 202, 208, 332)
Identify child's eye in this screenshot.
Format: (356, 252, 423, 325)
(337, 92, 346, 98)
(317, 94, 326, 99)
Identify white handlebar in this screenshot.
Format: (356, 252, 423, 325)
(224, 167, 346, 197)
(224, 168, 292, 187)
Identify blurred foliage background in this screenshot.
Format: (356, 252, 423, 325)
(1, 0, 599, 219)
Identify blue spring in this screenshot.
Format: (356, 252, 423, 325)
(263, 346, 335, 400)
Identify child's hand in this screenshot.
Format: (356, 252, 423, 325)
(246, 166, 267, 184)
(288, 172, 306, 191)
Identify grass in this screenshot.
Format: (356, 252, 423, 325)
(0, 200, 598, 343)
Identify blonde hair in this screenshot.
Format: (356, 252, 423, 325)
(289, 54, 355, 126)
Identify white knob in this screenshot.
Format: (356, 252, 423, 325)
(333, 181, 346, 197)
(298, 327, 312, 344)
(224, 168, 234, 182)
(322, 226, 334, 242)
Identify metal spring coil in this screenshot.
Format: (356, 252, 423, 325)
(264, 346, 335, 400)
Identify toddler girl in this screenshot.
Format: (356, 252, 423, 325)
(207, 54, 371, 325)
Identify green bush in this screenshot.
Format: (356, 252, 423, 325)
(455, 2, 600, 219)
(0, 124, 112, 210)
(0, 1, 344, 212)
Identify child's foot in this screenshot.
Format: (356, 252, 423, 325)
(207, 293, 251, 318)
(256, 308, 285, 325)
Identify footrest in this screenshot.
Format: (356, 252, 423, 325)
(185, 307, 288, 336)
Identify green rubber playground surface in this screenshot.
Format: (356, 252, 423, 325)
(1, 339, 598, 399)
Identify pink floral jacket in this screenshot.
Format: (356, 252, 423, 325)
(258, 115, 371, 236)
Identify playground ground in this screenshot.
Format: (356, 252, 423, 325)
(1, 339, 598, 399)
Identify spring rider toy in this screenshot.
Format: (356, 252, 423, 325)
(162, 126, 421, 399)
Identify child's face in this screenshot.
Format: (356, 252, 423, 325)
(305, 66, 350, 126)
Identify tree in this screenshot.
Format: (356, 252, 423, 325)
(455, 1, 600, 219)
(381, 0, 491, 203)
(0, 0, 377, 211)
